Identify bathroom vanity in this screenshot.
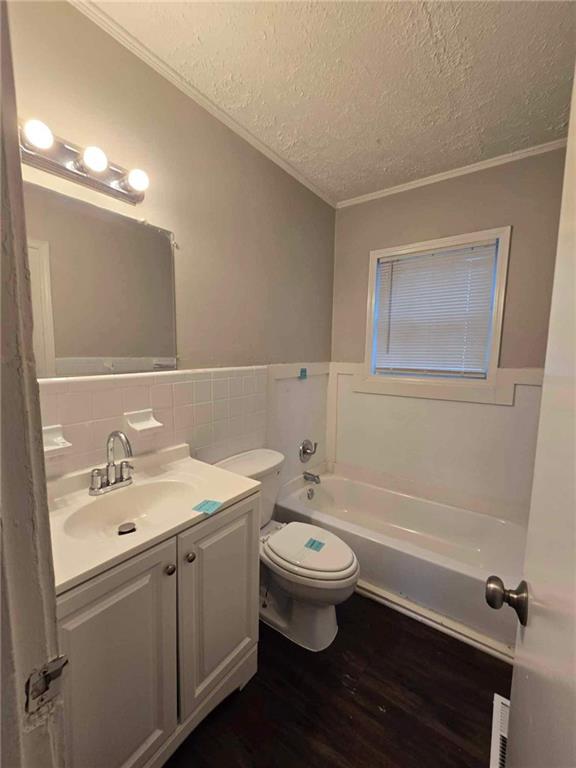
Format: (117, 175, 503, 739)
(50, 446, 260, 768)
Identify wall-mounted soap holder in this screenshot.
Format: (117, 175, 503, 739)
(123, 408, 164, 435)
(42, 425, 73, 457)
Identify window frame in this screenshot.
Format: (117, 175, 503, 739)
(362, 226, 511, 397)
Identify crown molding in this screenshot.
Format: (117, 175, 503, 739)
(69, 0, 336, 207)
(336, 139, 568, 209)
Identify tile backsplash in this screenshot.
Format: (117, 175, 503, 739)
(39, 367, 268, 478)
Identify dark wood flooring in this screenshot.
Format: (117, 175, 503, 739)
(165, 595, 512, 768)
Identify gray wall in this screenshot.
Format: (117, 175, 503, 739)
(24, 183, 175, 358)
(333, 150, 566, 367)
(10, 2, 334, 369)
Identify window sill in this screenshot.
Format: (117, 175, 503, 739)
(349, 366, 543, 405)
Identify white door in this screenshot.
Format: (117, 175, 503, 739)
(57, 540, 178, 768)
(178, 496, 260, 721)
(506, 76, 576, 767)
(27, 239, 56, 377)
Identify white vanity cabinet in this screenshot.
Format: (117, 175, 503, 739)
(56, 493, 260, 768)
(178, 494, 260, 720)
(57, 538, 178, 768)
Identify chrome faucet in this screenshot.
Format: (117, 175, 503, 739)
(303, 471, 321, 485)
(89, 430, 134, 495)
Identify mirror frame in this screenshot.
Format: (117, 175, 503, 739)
(24, 182, 178, 378)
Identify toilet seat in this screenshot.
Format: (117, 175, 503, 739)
(262, 522, 358, 582)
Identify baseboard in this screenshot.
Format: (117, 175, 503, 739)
(144, 646, 258, 768)
(355, 580, 514, 663)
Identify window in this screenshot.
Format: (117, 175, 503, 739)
(366, 228, 510, 383)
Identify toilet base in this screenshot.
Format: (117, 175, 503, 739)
(259, 582, 339, 652)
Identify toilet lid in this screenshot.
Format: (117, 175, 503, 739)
(264, 522, 355, 577)
(216, 449, 284, 480)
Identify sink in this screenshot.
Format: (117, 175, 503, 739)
(48, 445, 260, 594)
(64, 480, 198, 541)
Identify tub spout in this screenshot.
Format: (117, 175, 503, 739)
(303, 471, 321, 485)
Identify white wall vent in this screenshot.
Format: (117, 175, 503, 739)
(490, 693, 510, 768)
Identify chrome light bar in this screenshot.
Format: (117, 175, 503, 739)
(19, 125, 147, 205)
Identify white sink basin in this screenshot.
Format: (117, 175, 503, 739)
(63, 480, 198, 541)
(48, 445, 260, 594)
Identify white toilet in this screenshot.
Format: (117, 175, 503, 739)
(216, 448, 359, 651)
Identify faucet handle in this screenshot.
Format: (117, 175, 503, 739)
(299, 439, 318, 463)
(120, 460, 134, 482)
(90, 468, 103, 492)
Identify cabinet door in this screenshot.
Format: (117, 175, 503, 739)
(178, 495, 259, 720)
(57, 539, 178, 768)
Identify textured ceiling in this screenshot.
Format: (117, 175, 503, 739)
(81, 1, 575, 204)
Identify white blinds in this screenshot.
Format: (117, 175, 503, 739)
(372, 240, 498, 378)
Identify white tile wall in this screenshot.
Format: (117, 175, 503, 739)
(266, 366, 329, 485)
(38, 359, 538, 527)
(39, 367, 268, 478)
(332, 367, 542, 524)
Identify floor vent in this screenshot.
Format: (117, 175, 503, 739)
(490, 694, 510, 768)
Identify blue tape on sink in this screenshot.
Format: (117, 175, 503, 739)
(193, 500, 222, 514)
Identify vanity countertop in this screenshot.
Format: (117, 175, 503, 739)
(48, 444, 260, 595)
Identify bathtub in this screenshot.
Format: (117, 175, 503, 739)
(276, 474, 526, 659)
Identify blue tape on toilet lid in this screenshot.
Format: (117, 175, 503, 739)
(265, 522, 355, 574)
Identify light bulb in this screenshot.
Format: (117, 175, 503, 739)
(82, 146, 108, 173)
(126, 168, 150, 192)
(22, 119, 54, 150)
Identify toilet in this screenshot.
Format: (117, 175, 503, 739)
(216, 449, 359, 651)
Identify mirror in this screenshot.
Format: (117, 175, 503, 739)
(23, 183, 177, 377)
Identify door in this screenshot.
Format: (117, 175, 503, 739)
(57, 540, 178, 768)
(506, 75, 576, 767)
(178, 496, 260, 721)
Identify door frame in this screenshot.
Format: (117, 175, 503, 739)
(27, 238, 56, 377)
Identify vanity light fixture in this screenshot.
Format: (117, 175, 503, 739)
(126, 168, 150, 193)
(80, 146, 109, 174)
(22, 119, 54, 151)
(19, 119, 149, 205)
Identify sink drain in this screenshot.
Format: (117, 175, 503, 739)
(118, 522, 136, 536)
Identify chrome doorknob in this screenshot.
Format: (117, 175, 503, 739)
(485, 575, 528, 626)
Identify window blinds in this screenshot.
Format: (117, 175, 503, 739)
(372, 240, 499, 378)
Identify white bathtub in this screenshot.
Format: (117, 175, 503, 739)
(276, 474, 526, 659)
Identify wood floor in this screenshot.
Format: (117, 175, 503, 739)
(165, 595, 512, 768)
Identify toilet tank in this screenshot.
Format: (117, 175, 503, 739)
(216, 449, 285, 526)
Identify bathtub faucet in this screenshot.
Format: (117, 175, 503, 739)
(303, 471, 321, 485)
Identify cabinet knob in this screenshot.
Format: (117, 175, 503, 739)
(185, 552, 196, 563)
(164, 563, 176, 576)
